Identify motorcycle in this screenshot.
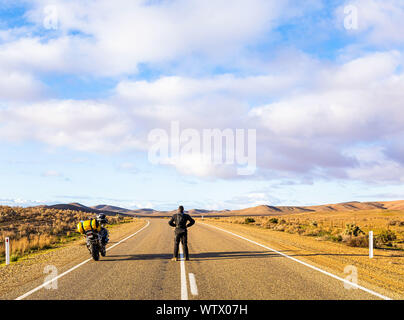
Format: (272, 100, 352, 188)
(85, 230, 106, 261)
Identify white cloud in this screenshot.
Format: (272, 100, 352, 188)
(1, 50, 404, 182)
(251, 52, 404, 137)
(116, 73, 300, 103)
(249, 51, 404, 178)
(0, 0, 300, 77)
(0, 99, 145, 152)
(346, 146, 404, 183)
(0, 67, 44, 101)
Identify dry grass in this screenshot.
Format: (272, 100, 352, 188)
(0, 206, 131, 263)
(209, 209, 404, 250)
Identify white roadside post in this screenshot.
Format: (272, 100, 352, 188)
(369, 231, 373, 259)
(5, 237, 10, 265)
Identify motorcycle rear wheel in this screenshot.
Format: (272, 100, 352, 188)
(100, 245, 106, 257)
(90, 243, 100, 261)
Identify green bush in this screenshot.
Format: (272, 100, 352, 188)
(344, 224, 364, 237)
(377, 230, 397, 244)
(268, 218, 278, 224)
(244, 217, 255, 224)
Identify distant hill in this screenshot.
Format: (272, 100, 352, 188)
(379, 200, 404, 211)
(39, 200, 404, 217)
(188, 209, 216, 215)
(221, 205, 312, 216)
(221, 201, 404, 216)
(44, 203, 127, 216)
(127, 208, 157, 215)
(47, 203, 96, 213)
(304, 201, 386, 212)
(91, 205, 131, 213)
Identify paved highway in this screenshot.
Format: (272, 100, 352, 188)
(15, 219, 385, 300)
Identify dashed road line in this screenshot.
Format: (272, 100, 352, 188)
(179, 243, 189, 300)
(188, 273, 198, 296)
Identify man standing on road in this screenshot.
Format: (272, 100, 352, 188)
(168, 205, 195, 261)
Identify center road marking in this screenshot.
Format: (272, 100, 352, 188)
(179, 243, 189, 300)
(189, 273, 198, 296)
(15, 220, 151, 301)
(200, 222, 392, 300)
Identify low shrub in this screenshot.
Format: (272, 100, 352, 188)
(344, 224, 365, 237)
(273, 225, 285, 232)
(268, 218, 278, 224)
(327, 234, 343, 242)
(388, 220, 399, 226)
(343, 235, 369, 247)
(244, 217, 255, 224)
(377, 229, 397, 244)
(302, 228, 321, 236)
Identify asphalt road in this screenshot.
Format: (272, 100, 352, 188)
(16, 219, 384, 300)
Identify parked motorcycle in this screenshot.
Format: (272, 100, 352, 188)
(85, 230, 106, 261)
(77, 215, 109, 261)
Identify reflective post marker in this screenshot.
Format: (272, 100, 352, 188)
(5, 237, 10, 265)
(369, 231, 373, 259)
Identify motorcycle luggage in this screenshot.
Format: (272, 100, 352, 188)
(77, 219, 101, 234)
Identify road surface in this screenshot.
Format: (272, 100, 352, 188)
(11, 219, 386, 300)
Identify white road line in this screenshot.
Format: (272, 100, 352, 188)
(15, 220, 151, 301)
(200, 222, 392, 300)
(179, 243, 189, 300)
(188, 273, 198, 296)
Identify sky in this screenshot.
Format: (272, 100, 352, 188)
(0, 0, 404, 210)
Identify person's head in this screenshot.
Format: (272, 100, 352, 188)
(96, 213, 108, 224)
(178, 205, 184, 214)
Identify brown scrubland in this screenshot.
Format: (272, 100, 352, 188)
(209, 209, 404, 250)
(0, 206, 129, 263)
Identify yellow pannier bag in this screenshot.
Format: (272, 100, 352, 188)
(77, 219, 101, 234)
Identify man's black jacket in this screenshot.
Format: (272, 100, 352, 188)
(168, 213, 195, 233)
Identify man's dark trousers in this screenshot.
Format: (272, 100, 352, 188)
(174, 229, 189, 259)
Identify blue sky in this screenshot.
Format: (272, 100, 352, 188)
(0, 0, 404, 210)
